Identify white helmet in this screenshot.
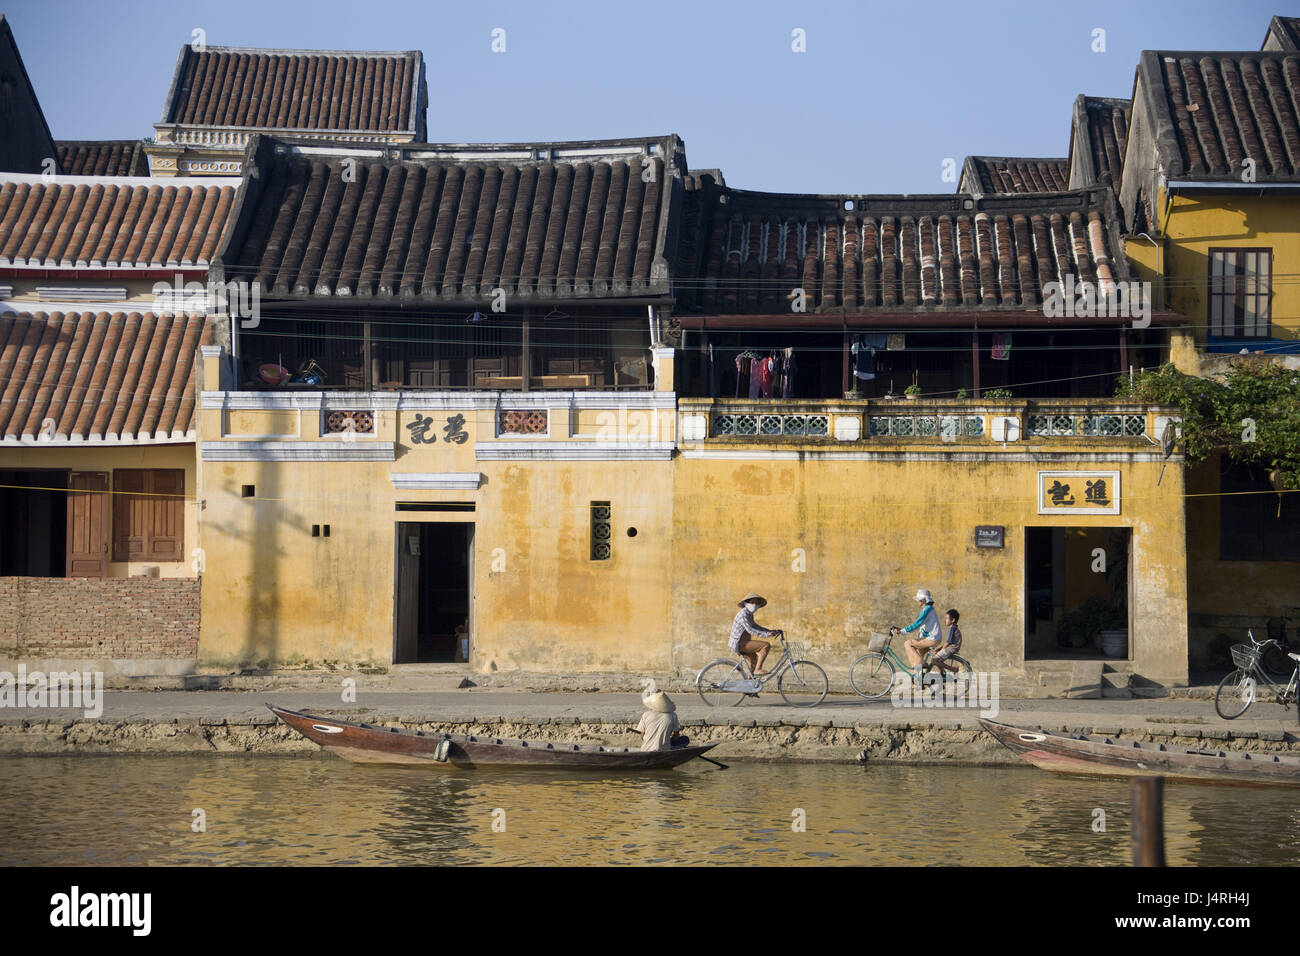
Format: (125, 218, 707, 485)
(915, 589, 932, 602)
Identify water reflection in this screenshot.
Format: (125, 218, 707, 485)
(0, 756, 1296, 866)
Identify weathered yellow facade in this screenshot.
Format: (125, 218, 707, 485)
(195, 348, 1190, 685)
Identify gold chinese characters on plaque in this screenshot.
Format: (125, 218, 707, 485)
(1037, 471, 1120, 515)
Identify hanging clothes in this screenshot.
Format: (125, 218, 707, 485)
(734, 353, 745, 397)
(851, 333, 888, 380)
(757, 355, 776, 397)
(748, 355, 762, 398)
(781, 348, 797, 398)
(991, 332, 1012, 361)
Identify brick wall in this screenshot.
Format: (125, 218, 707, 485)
(0, 577, 200, 660)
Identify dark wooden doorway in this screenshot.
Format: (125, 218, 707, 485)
(394, 521, 473, 663)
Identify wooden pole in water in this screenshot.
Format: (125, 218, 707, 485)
(1130, 777, 1165, 867)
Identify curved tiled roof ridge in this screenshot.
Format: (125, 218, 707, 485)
(1083, 97, 1131, 189)
(0, 178, 238, 268)
(0, 311, 210, 443)
(57, 140, 149, 177)
(1142, 49, 1300, 181)
(164, 47, 422, 132)
(675, 185, 1128, 315)
(221, 148, 673, 301)
(969, 157, 1069, 193)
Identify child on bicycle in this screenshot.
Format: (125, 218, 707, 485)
(930, 609, 963, 675)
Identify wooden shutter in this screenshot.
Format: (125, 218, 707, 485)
(112, 469, 185, 562)
(113, 470, 148, 562)
(149, 470, 184, 560)
(66, 472, 109, 578)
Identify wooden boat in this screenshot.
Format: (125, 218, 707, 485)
(980, 718, 1300, 787)
(269, 705, 718, 769)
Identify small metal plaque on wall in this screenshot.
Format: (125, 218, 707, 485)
(975, 526, 1004, 548)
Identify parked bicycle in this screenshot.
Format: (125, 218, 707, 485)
(1214, 629, 1300, 721)
(695, 633, 828, 707)
(1259, 614, 1296, 681)
(850, 628, 972, 700)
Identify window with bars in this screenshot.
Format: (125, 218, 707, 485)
(590, 501, 612, 561)
(1209, 249, 1271, 338)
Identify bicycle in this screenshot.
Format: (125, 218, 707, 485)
(1214, 629, 1300, 721)
(1259, 614, 1296, 681)
(695, 632, 829, 707)
(850, 627, 972, 700)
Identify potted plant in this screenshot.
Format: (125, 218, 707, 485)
(844, 386, 864, 400)
(955, 388, 969, 400)
(904, 384, 922, 401)
(984, 387, 1014, 399)
(1057, 597, 1126, 650)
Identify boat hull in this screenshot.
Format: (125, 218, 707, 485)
(270, 705, 717, 769)
(980, 719, 1300, 787)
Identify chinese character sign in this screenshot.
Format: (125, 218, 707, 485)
(405, 413, 472, 446)
(1037, 471, 1120, 515)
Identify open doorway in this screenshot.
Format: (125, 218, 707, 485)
(394, 522, 473, 663)
(1025, 527, 1130, 659)
(0, 470, 70, 576)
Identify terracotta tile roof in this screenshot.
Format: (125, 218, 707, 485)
(0, 311, 210, 443)
(162, 47, 425, 135)
(1263, 16, 1300, 51)
(961, 157, 1069, 194)
(57, 140, 148, 177)
(0, 175, 239, 268)
(676, 184, 1129, 315)
(1139, 50, 1300, 181)
(1069, 96, 1132, 189)
(219, 136, 681, 302)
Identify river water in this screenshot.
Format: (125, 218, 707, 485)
(2, 755, 1298, 866)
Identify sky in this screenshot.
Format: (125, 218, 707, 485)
(6, 0, 1296, 194)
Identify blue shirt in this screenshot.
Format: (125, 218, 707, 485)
(903, 603, 941, 641)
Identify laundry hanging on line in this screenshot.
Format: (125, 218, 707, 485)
(851, 333, 889, 380)
(991, 332, 1012, 361)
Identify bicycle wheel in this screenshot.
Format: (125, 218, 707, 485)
(1214, 669, 1257, 720)
(1259, 643, 1291, 682)
(850, 652, 897, 700)
(778, 660, 828, 707)
(696, 660, 749, 707)
(941, 655, 974, 698)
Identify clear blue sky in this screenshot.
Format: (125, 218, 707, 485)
(7, 0, 1295, 193)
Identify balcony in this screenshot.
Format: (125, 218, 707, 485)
(678, 398, 1174, 447)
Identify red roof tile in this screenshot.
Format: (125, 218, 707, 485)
(676, 185, 1128, 315)
(162, 47, 425, 135)
(1070, 96, 1132, 190)
(57, 141, 149, 177)
(0, 311, 209, 443)
(0, 176, 238, 268)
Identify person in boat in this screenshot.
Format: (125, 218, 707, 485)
(633, 687, 685, 751)
(731, 592, 782, 676)
(929, 608, 963, 675)
(893, 589, 942, 680)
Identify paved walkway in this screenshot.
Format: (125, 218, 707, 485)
(3, 688, 1296, 737)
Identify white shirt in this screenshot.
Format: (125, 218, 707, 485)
(636, 710, 680, 751)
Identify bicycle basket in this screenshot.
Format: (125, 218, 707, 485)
(1230, 643, 1259, 669)
(867, 632, 891, 652)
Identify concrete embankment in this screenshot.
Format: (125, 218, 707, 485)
(3, 709, 1297, 764)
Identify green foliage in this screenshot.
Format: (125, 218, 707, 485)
(984, 387, 1014, 399)
(904, 384, 922, 395)
(1115, 361, 1300, 488)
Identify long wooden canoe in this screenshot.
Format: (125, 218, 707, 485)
(270, 705, 718, 769)
(980, 718, 1300, 787)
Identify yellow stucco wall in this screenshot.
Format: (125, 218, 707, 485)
(668, 447, 1187, 684)
(0, 443, 199, 578)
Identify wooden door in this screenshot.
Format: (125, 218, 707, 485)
(394, 522, 420, 663)
(66, 472, 108, 578)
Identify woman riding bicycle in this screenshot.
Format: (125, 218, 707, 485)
(893, 588, 942, 681)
